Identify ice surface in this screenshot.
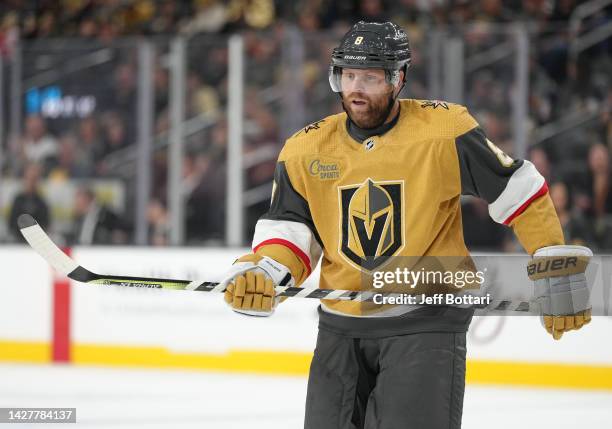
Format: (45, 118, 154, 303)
(0, 363, 610, 428)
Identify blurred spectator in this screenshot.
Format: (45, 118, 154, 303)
(76, 117, 104, 174)
(297, 5, 322, 32)
(551, 0, 578, 21)
(447, 0, 474, 25)
(243, 84, 278, 237)
(19, 115, 58, 175)
(587, 143, 612, 219)
(387, 0, 433, 28)
(187, 72, 221, 119)
(193, 44, 228, 88)
(147, 198, 170, 246)
(38, 11, 59, 37)
(226, 0, 275, 30)
(69, 187, 125, 245)
(358, 0, 388, 22)
(585, 144, 612, 249)
(101, 113, 129, 158)
(149, 0, 187, 34)
(518, 0, 549, 23)
(48, 134, 90, 180)
(154, 65, 170, 115)
(244, 31, 279, 88)
(185, 121, 228, 243)
(0, 11, 19, 57)
(529, 63, 558, 125)
(549, 181, 596, 248)
(181, 0, 228, 34)
(528, 146, 552, 182)
(476, 0, 514, 23)
(8, 163, 50, 242)
(79, 15, 99, 39)
(244, 86, 279, 143)
(110, 63, 137, 126)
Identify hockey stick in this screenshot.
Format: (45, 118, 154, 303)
(18, 214, 536, 312)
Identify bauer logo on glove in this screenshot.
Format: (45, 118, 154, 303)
(527, 255, 588, 279)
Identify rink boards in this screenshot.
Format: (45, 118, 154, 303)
(1, 246, 611, 389)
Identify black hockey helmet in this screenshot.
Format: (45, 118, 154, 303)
(329, 21, 411, 93)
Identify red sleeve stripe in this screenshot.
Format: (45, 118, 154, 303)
(253, 238, 312, 276)
(502, 182, 549, 225)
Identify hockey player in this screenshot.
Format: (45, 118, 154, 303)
(220, 21, 592, 428)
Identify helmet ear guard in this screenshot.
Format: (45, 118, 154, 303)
(387, 69, 401, 87)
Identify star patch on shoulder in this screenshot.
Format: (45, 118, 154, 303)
(420, 100, 449, 110)
(303, 119, 325, 134)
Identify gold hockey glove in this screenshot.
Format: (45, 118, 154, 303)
(220, 254, 294, 317)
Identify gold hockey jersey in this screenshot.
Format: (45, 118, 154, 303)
(252, 99, 563, 318)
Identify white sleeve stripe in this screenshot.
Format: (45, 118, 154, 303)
(488, 161, 546, 224)
(252, 219, 322, 271)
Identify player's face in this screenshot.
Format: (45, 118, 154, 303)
(341, 68, 395, 129)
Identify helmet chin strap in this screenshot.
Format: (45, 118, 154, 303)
(385, 71, 406, 121)
(381, 89, 399, 126)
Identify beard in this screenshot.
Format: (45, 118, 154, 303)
(342, 92, 393, 129)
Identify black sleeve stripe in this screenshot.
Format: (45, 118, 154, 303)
(261, 161, 324, 247)
(455, 127, 524, 203)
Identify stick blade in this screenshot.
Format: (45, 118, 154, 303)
(19, 214, 79, 276)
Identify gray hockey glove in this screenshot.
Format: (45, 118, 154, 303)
(527, 245, 592, 340)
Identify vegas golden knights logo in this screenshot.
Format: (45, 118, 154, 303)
(339, 179, 404, 271)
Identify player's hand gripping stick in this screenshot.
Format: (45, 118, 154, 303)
(219, 254, 294, 317)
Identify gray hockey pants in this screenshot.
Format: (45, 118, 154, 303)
(304, 330, 467, 429)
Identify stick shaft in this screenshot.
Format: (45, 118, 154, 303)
(18, 214, 535, 312)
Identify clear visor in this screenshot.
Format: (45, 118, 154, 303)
(328, 66, 400, 95)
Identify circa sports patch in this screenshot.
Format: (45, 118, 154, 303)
(307, 158, 341, 181)
(338, 178, 405, 272)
